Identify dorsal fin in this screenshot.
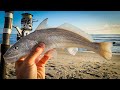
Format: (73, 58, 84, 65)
(57, 23, 94, 42)
(35, 18, 48, 30)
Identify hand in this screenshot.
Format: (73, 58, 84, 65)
(15, 43, 55, 79)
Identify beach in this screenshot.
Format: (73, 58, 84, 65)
(0, 11, 120, 79)
(3, 48, 120, 79)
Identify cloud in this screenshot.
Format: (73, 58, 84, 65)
(84, 24, 120, 34)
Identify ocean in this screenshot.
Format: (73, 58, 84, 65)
(92, 34, 120, 53)
(0, 34, 120, 53)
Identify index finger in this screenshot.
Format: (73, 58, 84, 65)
(36, 49, 56, 67)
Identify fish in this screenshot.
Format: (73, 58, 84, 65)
(3, 18, 112, 63)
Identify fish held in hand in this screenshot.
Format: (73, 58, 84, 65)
(3, 19, 112, 63)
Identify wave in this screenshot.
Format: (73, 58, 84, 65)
(94, 39, 120, 41)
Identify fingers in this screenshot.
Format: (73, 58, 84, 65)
(24, 43, 45, 65)
(37, 49, 55, 67)
(35, 55, 42, 63)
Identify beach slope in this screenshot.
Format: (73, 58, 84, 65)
(4, 49, 120, 79)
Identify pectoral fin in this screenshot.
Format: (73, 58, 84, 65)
(67, 47, 78, 55)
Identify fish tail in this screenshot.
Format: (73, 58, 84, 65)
(99, 42, 112, 60)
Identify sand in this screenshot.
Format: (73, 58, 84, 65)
(2, 49, 120, 79)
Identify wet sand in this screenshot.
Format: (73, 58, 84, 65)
(3, 49, 120, 79)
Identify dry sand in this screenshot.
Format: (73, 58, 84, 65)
(2, 49, 120, 79)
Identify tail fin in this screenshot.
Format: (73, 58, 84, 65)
(99, 42, 112, 60)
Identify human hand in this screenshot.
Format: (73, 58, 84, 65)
(15, 43, 55, 79)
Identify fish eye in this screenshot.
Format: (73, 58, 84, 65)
(15, 46, 19, 50)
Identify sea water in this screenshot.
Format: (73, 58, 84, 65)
(92, 34, 120, 53)
(0, 34, 120, 53)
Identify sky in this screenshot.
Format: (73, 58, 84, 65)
(0, 11, 120, 34)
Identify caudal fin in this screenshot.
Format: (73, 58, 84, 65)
(99, 42, 112, 60)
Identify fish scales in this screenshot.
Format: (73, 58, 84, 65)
(25, 28, 98, 51)
(3, 27, 112, 62)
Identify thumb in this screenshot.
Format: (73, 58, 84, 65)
(24, 43, 45, 66)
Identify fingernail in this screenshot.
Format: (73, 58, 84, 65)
(38, 43, 45, 48)
(33, 43, 45, 52)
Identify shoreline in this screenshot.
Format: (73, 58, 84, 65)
(1, 44, 120, 54)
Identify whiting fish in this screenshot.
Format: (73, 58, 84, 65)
(3, 18, 112, 63)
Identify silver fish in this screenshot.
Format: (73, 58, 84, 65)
(3, 19, 112, 63)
